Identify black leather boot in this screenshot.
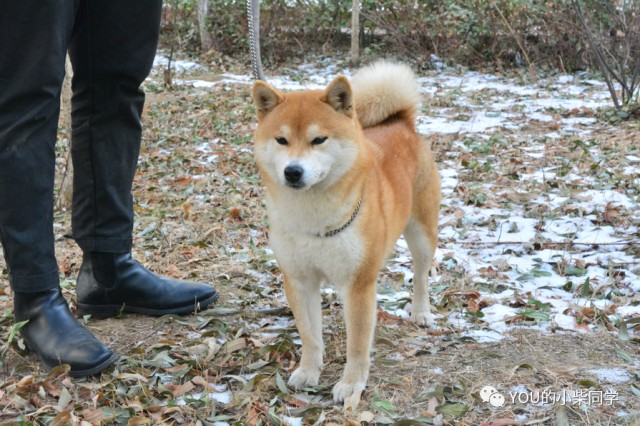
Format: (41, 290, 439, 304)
(76, 252, 219, 318)
(14, 287, 118, 377)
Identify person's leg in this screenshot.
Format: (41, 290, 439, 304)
(0, 2, 69, 293)
(0, 0, 116, 377)
(69, 0, 218, 317)
(69, 0, 160, 252)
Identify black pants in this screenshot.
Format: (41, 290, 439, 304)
(0, 1, 162, 292)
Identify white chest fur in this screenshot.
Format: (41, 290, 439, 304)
(266, 191, 365, 289)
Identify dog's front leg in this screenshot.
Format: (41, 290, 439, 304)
(332, 271, 377, 403)
(284, 274, 324, 389)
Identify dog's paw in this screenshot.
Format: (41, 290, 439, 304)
(332, 378, 366, 403)
(411, 310, 435, 327)
(288, 367, 321, 389)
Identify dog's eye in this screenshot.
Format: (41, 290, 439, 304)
(311, 136, 328, 145)
(275, 137, 288, 145)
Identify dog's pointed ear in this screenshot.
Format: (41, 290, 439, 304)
(253, 81, 285, 121)
(322, 76, 354, 117)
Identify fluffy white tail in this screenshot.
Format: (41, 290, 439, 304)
(351, 60, 421, 128)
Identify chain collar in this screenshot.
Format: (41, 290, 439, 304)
(319, 196, 363, 238)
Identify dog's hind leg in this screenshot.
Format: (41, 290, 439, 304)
(405, 159, 440, 327)
(404, 163, 440, 326)
(284, 274, 324, 389)
(404, 217, 437, 327)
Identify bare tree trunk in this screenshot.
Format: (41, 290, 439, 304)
(351, 0, 360, 66)
(59, 54, 74, 210)
(197, 0, 213, 52)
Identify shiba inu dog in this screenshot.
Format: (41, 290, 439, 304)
(251, 61, 440, 403)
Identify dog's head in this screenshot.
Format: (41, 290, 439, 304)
(252, 77, 361, 191)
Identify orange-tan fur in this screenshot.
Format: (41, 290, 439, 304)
(252, 61, 440, 403)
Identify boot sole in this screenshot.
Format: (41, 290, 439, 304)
(65, 352, 119, 378)
(31, 349, 119, 378)
(76, 290, 219, 319)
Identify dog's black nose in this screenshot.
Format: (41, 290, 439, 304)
(284, 165, 304, 184)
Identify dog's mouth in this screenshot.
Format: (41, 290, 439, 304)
(285, 181, 307, 190)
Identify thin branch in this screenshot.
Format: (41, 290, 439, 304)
(164, 0, 180, 87)
(490, 0, 537, 82)
(451, 240, 636, 247)
(572, 0, 621, 108)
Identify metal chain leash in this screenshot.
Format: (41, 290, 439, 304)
(247, 0, 265, 81)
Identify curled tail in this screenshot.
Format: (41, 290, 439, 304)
(351, 60, 421, 129)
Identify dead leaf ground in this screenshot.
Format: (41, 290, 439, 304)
(0, 56, 638, 425)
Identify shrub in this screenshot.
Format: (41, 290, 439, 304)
(159, 0, 635, 79)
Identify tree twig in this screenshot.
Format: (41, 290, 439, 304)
(164, 0, 180, 87)
(490, 0, 538, 82)
(572, 0, 621, 109)
(451, 240, 635, 247)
